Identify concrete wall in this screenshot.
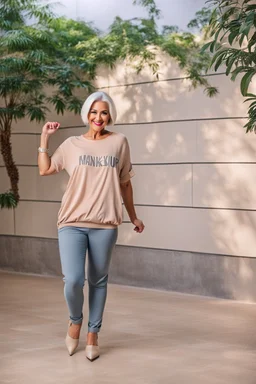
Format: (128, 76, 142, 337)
(1, 52, 256, 301)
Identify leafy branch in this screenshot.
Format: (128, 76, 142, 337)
(202, 0, 256, 132)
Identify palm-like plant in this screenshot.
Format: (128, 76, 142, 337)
(202, 0, 256, 132)
(0, 0, 95, 208)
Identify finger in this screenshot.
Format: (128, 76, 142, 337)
(45, 122, 58, 129)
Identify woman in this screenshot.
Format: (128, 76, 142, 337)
(38, 91, 144, 361)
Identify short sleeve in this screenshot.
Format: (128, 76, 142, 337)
(50, 145, 65, 173)
(119, 137, 135, 184)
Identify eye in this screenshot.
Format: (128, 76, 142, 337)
(102, 111, 108, 115)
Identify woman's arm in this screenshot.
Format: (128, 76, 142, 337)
(38, 122, 60, 176)
(120, 180, 145, 233)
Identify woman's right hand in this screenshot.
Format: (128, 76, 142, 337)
(42, 122, 60, 136)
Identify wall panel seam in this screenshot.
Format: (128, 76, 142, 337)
(2, 162, 256, 168)
(11, 116, 247, 133)
(15, 200, 256, 212)
(97, 72, 227, 89)
(0, 234, 255, 259)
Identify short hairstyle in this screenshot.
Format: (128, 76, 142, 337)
(81, 91, 117, 126)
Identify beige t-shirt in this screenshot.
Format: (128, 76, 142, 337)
(51, 132, 134, 229)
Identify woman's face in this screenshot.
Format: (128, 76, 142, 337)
(88, 101, 110, 132)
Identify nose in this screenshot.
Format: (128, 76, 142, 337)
(96, 112, 102, 121)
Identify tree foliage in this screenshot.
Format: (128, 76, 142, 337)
(128, 3, 218, 95)
(0, 0, 95, 207)
(132, 0, 161, 18)
(202, 0, 256, 133)
(0, 0, 216, 208)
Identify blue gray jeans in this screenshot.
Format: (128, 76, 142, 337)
(58, 226, 118, 333)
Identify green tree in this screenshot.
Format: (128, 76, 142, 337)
(133, 0, 161, 18)
(132, 0, 218, 95)
(202, 0, 256, 132)
(76, 11, 217, 95)
(0, 0, 217, 209)
(0, 0, 95, 208)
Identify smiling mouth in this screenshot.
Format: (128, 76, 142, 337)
(93, 121, 103, 127)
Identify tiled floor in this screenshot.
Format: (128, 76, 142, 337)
(1, 271, 256, 384)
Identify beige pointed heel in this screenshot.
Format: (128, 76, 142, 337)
(65, 321, 82, 356)
(85, 332, 100, 361)
(65, 334, 79, 356)
(85, 345, 100, 361)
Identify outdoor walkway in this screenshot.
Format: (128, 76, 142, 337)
(1, 271, 256, 384)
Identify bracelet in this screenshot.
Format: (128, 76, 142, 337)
(38, 147, 49, 153)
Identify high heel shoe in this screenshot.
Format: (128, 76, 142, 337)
(85, 333, 100, 361)
(65, 321, 82, 356)
(85, 345, 100, 361)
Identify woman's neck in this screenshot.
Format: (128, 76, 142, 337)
(84, 128, 111, 140)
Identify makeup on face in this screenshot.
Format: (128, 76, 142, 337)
(88, 101, 110, 130)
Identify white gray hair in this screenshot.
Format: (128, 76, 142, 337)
(81, 91, 117, 126)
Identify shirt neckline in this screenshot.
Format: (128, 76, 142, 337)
(80, 132, 115, 142)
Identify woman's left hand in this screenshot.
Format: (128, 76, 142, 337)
(132, 218, 145, 233)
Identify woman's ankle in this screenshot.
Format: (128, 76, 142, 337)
(87, 332, 98, 346)
(68, 322, 82, 339)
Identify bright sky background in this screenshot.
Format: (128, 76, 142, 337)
(53, 0, 208, 32)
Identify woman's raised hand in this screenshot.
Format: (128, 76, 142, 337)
(42, 122, 60, 136)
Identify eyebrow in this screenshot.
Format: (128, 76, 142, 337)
(90, 109, 109, 112)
